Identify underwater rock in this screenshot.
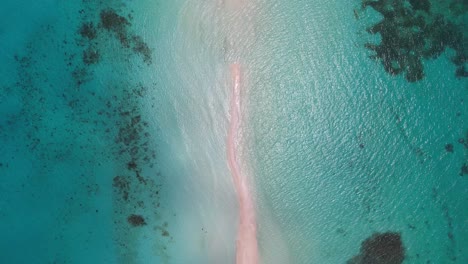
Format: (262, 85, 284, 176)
(445, 143, 454, 153)
(460, 163, 468, 176)
(347, 232, 405, 264)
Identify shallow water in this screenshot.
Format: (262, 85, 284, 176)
(247, 1, 468, 263)
(1, 0, 467, 263)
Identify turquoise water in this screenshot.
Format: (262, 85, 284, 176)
(247, 1, 467, 263)
(1, 0, 467, 263)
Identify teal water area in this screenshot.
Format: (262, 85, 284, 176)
(1, 0, 241, 263)
(1, 0, 467, 263)
(246, 0, 467, 263)
(0, 0, 178, 262)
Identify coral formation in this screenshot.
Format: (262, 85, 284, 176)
(362, 0, 467, 82)
(127, 214, 147, 227)
(99, 9, 152, 64)
(82, 47, 100, 65)
(78, 22, 97, 40)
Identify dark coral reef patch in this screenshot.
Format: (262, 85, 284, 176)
(460, 163, 468, 176)
(348, 232, 405, 264)
(127, 214, 147, 227)
(445, 143, 454, 153)
(362, 0, 467, 82)
(82, 47, 100, 65)
(99, 9, 152, 64)
(79, 22, 97, 40)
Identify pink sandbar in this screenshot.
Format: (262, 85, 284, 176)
(227, 63, 259, 264)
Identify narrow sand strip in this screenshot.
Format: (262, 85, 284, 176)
(227, 63, 259, 264)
